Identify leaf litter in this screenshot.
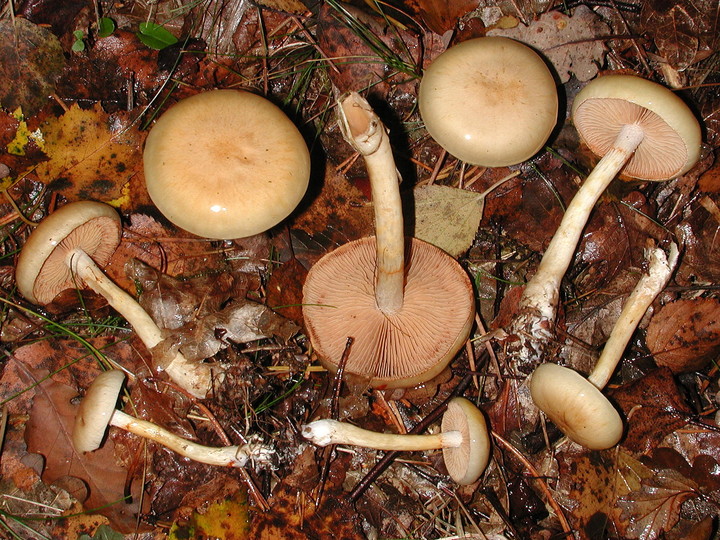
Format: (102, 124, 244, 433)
(1, 0, 720, 539)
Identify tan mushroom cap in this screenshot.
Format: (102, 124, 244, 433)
(15, 201, 122, 305)
(529, 363, 623, 450)
(572, 75, 702, 180)
(302, 236, 475, 389)
(441, 397, 491, 485)
(73, 370, 125, 453)
(418, 37, 558, 167)
(143, 89, 311, 240)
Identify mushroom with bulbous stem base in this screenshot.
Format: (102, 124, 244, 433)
(15, 201, 220, 398)
(507, 75, 701, 371)
(529, 243, 678, 449)
(73, 370, 273, 468)
(302, 397, 491, 485)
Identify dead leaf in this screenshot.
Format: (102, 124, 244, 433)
(25, 379, 142, 532)
(488, 5, 610, 83)
(33, 103, 145, 204)
(266, 256, 308, 325)
(403, 0, 478, 34)
(675, 195, 720, 285)
(168, 489, 250, 539)
(646, 298, 720, 372)
(0, 18, 65, 116)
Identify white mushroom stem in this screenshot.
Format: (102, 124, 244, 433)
(519, 123, 646, 324)
(587, 243, 678, 389)
(108, 407, 269, 467)
(68, 248, 217, 398)
(302, 419, 462, 451)
(338, 93, 404, 314)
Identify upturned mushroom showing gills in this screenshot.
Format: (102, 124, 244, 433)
(143, 89, 311, 240)
(418, 37, 558, 167)
(15, 201, 218, 398)
(529, 243, 678, 449)
(302, 93, 475, 389)
(302, 397, 491, 485)
(74, 370, 272, 467)
(511, 75, 701, 368)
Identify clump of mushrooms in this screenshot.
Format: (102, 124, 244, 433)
(302, 93, 475, 389)
(418, 36, 558, 167)
(302, 397, 491, 485)
(509, 75, 701, 369)
(15, 201, 218, 397)
(529, 243, 678, 449)
(74, 370, 272, 467)
(143, 89, 311, 240)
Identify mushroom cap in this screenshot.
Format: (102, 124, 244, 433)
(571, 75, 702, 180)
(73, 370, 126, 453)
(15, 201, 122, 305)
(418, 37, 558, 167)
(441, 397, 491, 485)
(143, 89, 311, 240)
(529, 363, 623, 450)
(302, 236, 475, 389)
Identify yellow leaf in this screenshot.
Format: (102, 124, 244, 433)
(169, 490, 250, 539)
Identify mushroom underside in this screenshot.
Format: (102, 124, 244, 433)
(302, 237, 475, 389)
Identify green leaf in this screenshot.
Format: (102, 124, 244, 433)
(136, 21, 178, 50)
(78, 524, 125, 540)
(73, 30, 84, 39)
(97, 17, 116, 38)
(71, 38, 85, 52)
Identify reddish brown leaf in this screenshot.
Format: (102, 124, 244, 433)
(25, 379, 142, 532)
(675, 195, 720, 285)
(265, 256, 308, 325)
(646, 298, 720, 372)
(404, 0, 478, 34)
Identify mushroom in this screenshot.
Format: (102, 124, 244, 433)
(73, 370, 272, 467)
(15, 201, 217, 398)
(302, 93, 475, 388)
(418, 36, 558, 167)
(529, 243, 678, 449)
(511, 75, 701, 367)
(143, 89, 311, 240)
(302, 397, 490, 485)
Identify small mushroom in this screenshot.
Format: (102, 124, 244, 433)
(418, 37, 558, 167)
(302, 93, 475, 388)
(143, 89, 311, 240)
(529, 243, 678, 449)
(302, 397, 491, 485)
(15, 201, 218, 398)
(512, 75, 701, 366)
(73, 370, 272, 467)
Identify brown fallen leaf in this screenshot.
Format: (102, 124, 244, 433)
(32, 103, 145, 205)
(0, 18, 65, 116)
(402, 0, 478, 34)
(24, 378, 143, 533)
(675, 195, 720, 285)
(265, 256, 308, 325)
(646, 298, 720, 373)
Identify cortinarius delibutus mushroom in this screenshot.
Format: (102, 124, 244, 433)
(15, 201, 218, 397)
(511, 75, 701, 367)
(302, 397, 491, 485)
(74, 370, 272, 466)
(418, 37, 558, 167)
(143, 89, 311, 240)
(302, 93, 475, 388)
(529, 243, 678, 449)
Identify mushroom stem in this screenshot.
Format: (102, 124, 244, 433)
(108, 408, 261, 467)
(68, 248, 216, 398)
(519, 123, 646, 324)
(338, 92, 404, 314)
(587, 242, 678, 389)
(302, 419, 462, 451)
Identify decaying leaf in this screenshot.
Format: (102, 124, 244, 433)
(403, 0, 478, 34)
(410, 184, 490, 257)
(32, 103, 144, 204)
(0, 18, 65, 116)
(169, 489, 250, 539)
(646, 298, 720, 372)
(488, 5, 610, 83)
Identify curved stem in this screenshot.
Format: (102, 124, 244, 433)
(338, 93, 404, 314)
(69, 248, 217, 398)
(109, 409, 266, 467)
(519, 123, 646, 323)
(588, 243, 678, 388)
(302, 418, 462, 451)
